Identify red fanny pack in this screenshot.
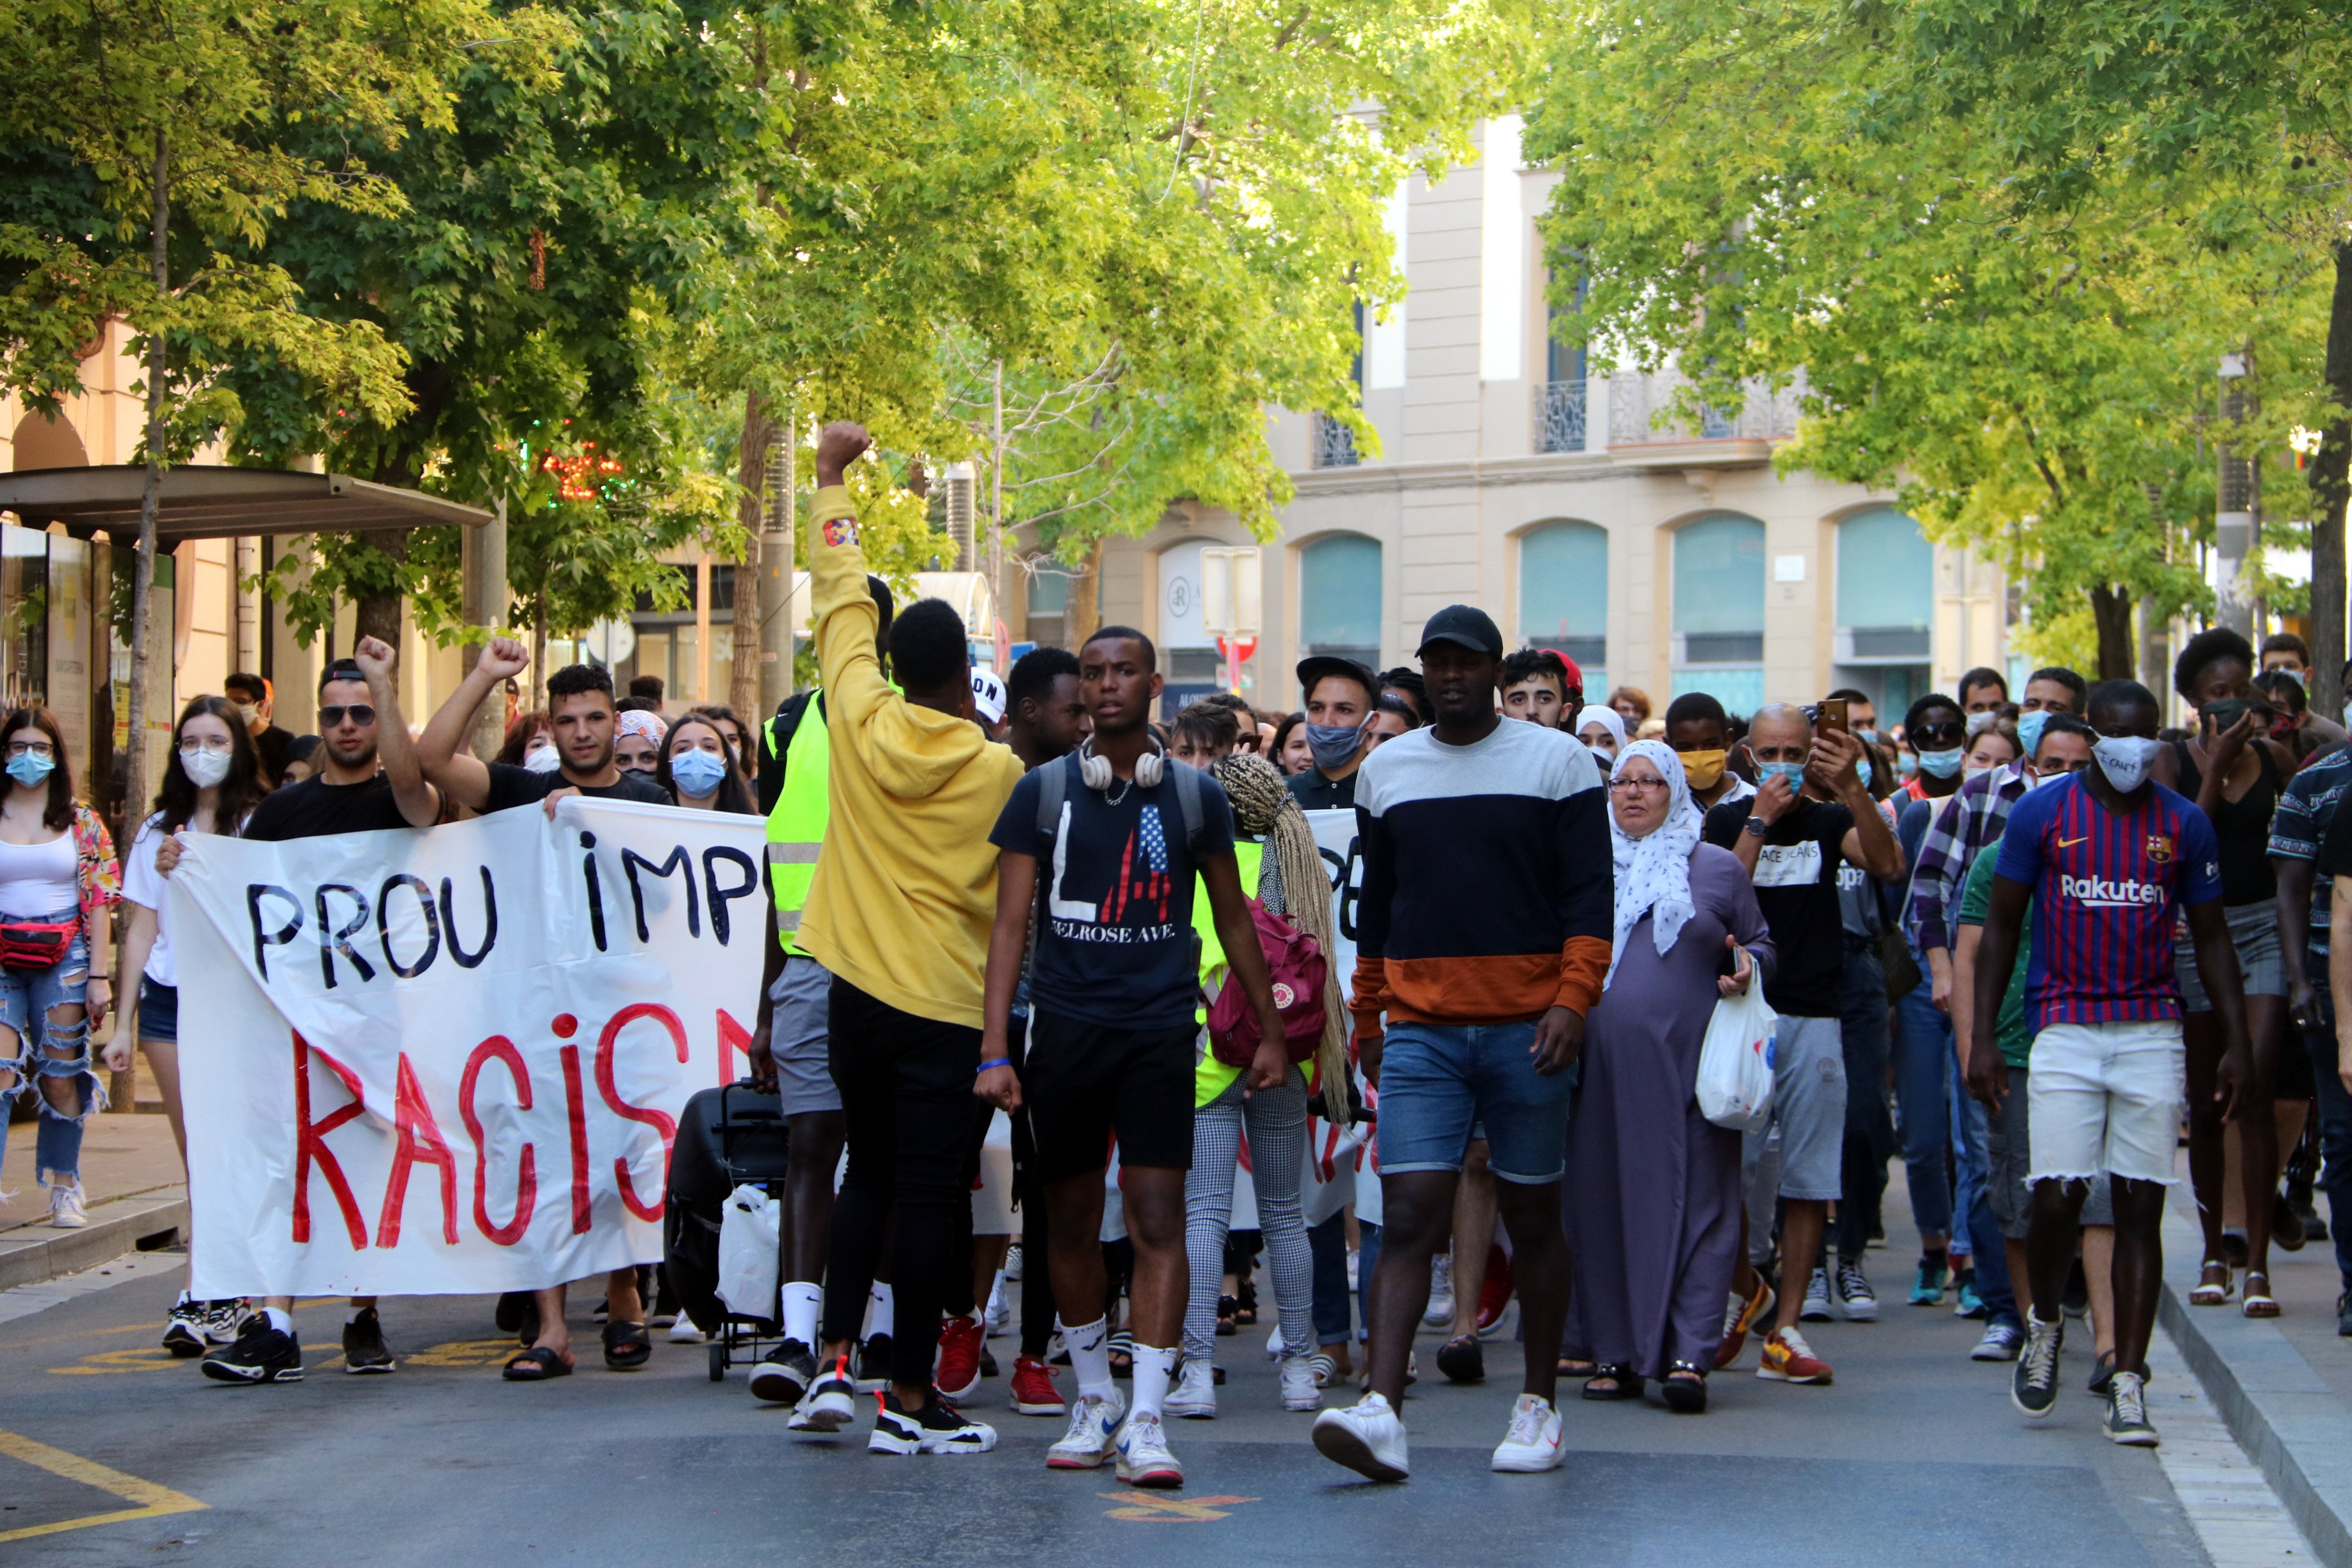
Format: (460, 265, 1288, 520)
(0, 920, 77, 969)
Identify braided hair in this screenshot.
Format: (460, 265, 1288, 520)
(1208, 753, 1349, 1103)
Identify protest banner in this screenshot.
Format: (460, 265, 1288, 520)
(1299, 807, 1375, 1227)
(171, 797, 765, 1299)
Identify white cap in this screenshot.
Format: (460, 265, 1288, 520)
(970, 668, 1007, 726)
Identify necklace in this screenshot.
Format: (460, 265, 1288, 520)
(1104, 775, 1133, 806)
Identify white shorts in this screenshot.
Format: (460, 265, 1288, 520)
(2026, 1019, 2185, 1188)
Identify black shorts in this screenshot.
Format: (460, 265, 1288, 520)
(1022, 1011, 1197, 1183)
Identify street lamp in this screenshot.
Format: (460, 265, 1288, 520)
(1198, 547, 1262, 696)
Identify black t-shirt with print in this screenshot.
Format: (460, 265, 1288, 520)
(990, 754, 1237, 1031)
(482, 761, 672, 813)
(243, 775, 422, 841)
(1703, 796, 1855, 1019)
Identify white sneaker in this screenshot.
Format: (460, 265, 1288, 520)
(1115, 1411, 1183, 1487)
(46, 1181, 87, 1229)
(1311, 1392, 1409, 1482)
(1046, 1389, 1126, 1469)
(1491, 1392, 1566, 1473)
(667, 1319, 705, 1343)
(1165, 1357, 1216, 1418)
(1266, 1324, 1286, 1359)
(1280, 1355, 1322, 1412)
(1004, 1243, 1024, 1282)
(985, 1277, 1012, 1338)
(1422, 1254, 1454, 1327)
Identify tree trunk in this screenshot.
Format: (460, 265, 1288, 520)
(126, 128, 168, 830)
(353, 527, 407, 648)
(2310, 242, 2352, 725)
(730, 387, 772, 721)
(2089, 582, 2136, 682)
(1064, 536, 1103, 649)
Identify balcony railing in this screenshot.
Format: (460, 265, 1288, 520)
(1311, 412, 1360, 469)
(1609, 368, 1803, 446)
(1533, 379, 1588, 454)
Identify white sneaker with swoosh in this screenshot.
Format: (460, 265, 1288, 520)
(1046, 1389, 1126, 1469)
(1490, 1393, 1566, 1473)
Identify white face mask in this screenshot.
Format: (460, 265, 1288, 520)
(2091, 735, 2162, 792)
(524, 743, 563, 774)
(181, 746, 233, 788)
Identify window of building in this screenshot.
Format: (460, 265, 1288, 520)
(1518, 521, 1606, 690)
(1832, 507, 1934, 715)
(1297, 533, 1381, 671)
(1672, 511, 1765, 716)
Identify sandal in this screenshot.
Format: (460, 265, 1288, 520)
(2190, 1260, 2233, 1306)
(1215, 1295, 1238, 1337)
(1661, 1360, 1708, 1414)
(1107, 1330, 1135, 1378)
(1234, 1280, 1259, 1326)
(1559, 1356, 1597, 1380)
(1308, 1352, 1339, 1387)
(1582, 1363, 1644, 1401)
(503, 1345, 573, 1381)
(602, 1320, 652, 1370)
(2243, 1272, 2281, 1319)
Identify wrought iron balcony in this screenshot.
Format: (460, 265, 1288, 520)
(1609, 368, 1803, 445)
(1533, 379, 1588, 454)
(1311, 412, 1360, 469)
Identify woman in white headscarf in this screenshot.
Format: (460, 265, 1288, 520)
(1565, 739, 1776, 1413)
(1575, 705, 1628, 766)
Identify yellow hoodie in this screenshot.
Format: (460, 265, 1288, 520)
(794, 484, 1025, 1028)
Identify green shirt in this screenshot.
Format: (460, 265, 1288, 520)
(1956, 840, 2033, 1070)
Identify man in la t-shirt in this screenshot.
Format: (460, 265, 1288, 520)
(1971, 679, 2251, 1447)
(1702, 703, 1901, 1387)
(978, 625, 1287, 1490)
(202, 638, 440, 1386)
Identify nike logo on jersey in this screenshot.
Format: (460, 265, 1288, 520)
(2056, 835, 2090, 848)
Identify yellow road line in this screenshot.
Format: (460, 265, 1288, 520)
(0, 1427, 205, 1544)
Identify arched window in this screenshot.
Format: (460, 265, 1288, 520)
(1672, 512, 1765, 716)
(1833, 508, 1934, 715)
(1518, 521, 1607, 689)
(1298, 534, 1381, 669)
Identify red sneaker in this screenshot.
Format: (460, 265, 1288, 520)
(1009, 1354, 1067, 1415)
(937, 1316, 983, 1400)
(1476, 1244, 1515, 1336)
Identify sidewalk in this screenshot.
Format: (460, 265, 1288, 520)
(2160, 1173, 2352, 1568)
(0, 1107, 186, 1291)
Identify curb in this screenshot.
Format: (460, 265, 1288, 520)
(2160, 1203, 2352, 1568)
(0, 1187, 187, 1293)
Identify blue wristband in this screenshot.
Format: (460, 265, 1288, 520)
(976, 1057, 1012, 1074)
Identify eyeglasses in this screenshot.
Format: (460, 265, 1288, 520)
(317, 704, 377, 728)
(4, 741, 53, 759)
(1608, 776, 1669, 794)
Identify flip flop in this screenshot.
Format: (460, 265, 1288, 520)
(603, 1320, 653, 1370)
(503, 1346, 573, 1381)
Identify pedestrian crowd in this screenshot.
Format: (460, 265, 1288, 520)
(13, 418, 2352, 1485)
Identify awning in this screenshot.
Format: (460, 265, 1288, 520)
(0, 464, 493, 543)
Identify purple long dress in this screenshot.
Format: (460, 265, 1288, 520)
(1568, 843, 1776, 1379)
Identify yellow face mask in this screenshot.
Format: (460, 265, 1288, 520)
(1678, 748, 1727, 790)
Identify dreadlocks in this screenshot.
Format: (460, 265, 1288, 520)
(1208, 752, 1349, 1104)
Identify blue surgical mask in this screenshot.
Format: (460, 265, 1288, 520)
(1915, 747, 1963, 780)
(6, 752, 55, 788)
(1758, 760, 1806, 792)
(2015, 709, 2051, 760)
(1305, 722, 1366, 774)
(669, 748, 729, 798)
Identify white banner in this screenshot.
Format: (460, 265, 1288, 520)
(172, 798, 766, 1299)
(1300, 808, 1376, 1228)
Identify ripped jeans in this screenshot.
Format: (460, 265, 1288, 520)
(0, 907, 96, 1189)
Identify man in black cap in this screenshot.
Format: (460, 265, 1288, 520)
(1288, 654, 1379, 810)
(1311, 603, 1611, 1484)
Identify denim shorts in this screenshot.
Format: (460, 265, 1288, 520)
(1375, 1017, 1578, 1184)
(0, 906, 92, 1090)
(139, 979, 179, 1044)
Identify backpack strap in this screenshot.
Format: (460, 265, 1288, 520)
(1036, 752, 1070, 848)
(1166, 757, 1205, 849)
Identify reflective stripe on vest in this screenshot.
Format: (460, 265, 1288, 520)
(765, 699, 830, 945)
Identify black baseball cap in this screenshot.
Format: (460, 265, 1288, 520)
(1417, 605, 1504, 660)
(1297, 655, 1377, 706)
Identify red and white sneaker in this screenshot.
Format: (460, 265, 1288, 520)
(1756, 1326, 1833, 1385)
(937, 1315, 984, 1400)
(1010, 1354, 1067, 1415)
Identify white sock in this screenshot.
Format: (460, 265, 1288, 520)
(1130, 1343, 1176, 1422)
(863, 1282, 894, 1341)
(780, 1282, 823, 1349)
(1065, 1315, 1114, 1402)
(265, 1308, 295, 1335)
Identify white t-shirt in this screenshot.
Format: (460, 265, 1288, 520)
(122, 815, 178, 986)
(0, 829, 76, 917)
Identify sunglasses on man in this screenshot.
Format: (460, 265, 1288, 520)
(318, 704, 377, 728)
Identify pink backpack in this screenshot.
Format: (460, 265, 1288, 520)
(1206, 901, 1329, 1068)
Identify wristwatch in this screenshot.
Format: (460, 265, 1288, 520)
(1742, 816, 1768, 838)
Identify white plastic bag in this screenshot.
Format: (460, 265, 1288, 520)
(1696, 985, 1778, 1133)
(717, 1184, 781, 1319)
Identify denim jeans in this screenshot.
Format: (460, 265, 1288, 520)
(1892, 984, 1957, 1245)
(0, 907, 96, 1186)
(1309, 1209, 1381, 1344)
(2302, 1015, 2352, 1291)
(1955, 1093, 2019, 1329)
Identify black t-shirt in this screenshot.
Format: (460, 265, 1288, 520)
(252, 723, 295, 785)
(483, 761, 673, 813)
(1703, 796, 1856, 1019)
(1286, 767, 1357, 812)
(243, 775, 423, 841)
(2315, 797, 2352, 881)
(989, 754, 1237, 1030)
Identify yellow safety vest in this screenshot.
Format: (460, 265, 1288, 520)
(1193, 837, 1264, 1107)
(764, 698, 830, 954)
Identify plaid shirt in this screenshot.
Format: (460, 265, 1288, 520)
(1903, 761, 2032, 954)
(2269, 745, 2352, 992)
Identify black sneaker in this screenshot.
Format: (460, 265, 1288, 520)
(202, 1316, 303, 1384)
(2088, 1349, 2116, 1397)
(2103, 1370, 2158, 1446)
(162, 1294, 206, 1358)
(2010, 1315, 2061, 1418)
(342, 1308, 396, 1374)
(1435, 1333, 1485, 1384)
(854, 1333, 894, 1392)
(2336, 1291, 2352, 1338)
(868, 1388, 998, 1455)
(2275, 1190, 2309, 1252)
(2302, 1200, 2329, 1244)
(979, 1344, 999, 1379)
(791, 1354, 859, 1433)
(750, 1340, 818, 1405)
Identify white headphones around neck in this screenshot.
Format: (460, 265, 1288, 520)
(1077, 736, 1165, 791)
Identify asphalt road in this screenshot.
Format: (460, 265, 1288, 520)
(2, 1230, 2214, 1567)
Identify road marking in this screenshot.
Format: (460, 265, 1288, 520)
(1097, 1491, 1257, 1522)
(403, 1338, 517, 1368)
(0, 1427, 205, 1544)
(2146, 1327, 2315, 1566)
(48, 1345, 184, 1376)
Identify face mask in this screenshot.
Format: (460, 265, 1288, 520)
(1676, 748, 1727, 790)
(523, 744, 563, 774)
(2201, 699, 2253, 734)
(2032, 765, 2077, 790)
(1966, 710, 1999, 736)
(669, 748, 729, 798)
(228, 701, 258, 725)
(1757, 760, 1805, 793)
(2278, 667, 2308, 687)
(1915, 747, 1963, 779)
(1305, 722, 1366, 773)
(2015, 709, 2051, 759)
(181, 747, 232, 788)
(6, 752, 54, 788)
(1853, 726, 1879, 745)
(1964, 762, 1997, 780)
(1898, 749, 1920, 778)
(2092, 734, 2162, 792)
